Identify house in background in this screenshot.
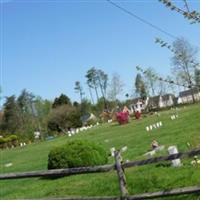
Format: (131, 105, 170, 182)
(178, 88, 200, 104)
(130, 94, 175, 112)
(159, 94, 175, 108)
(148, 94, 175, 110)
(129, 97, 148, 113)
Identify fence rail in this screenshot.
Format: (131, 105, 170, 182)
(1, 148, 200, 199)
(1, 148, 200, 180)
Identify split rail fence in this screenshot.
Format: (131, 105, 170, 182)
(1, 148, 200, 200)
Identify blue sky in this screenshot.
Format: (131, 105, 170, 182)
(1, 0, 200, 104)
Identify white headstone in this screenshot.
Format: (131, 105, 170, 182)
(110, 147, 115, 157)
(4, 163, 13, 167)
(121, 146, 127, 152)
(159, 121, 162, 126)
(68, 133, 72, 137)
(156, 122, 160, 128)
(168, 146, 182, 167)
(34, 131, 40, 139)
(146, 126, 150, 132)
(150, 125, 153, 130)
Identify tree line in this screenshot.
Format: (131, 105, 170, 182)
(0, 38, 199, 142)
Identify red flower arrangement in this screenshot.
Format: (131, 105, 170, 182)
(116, 111, 129, 125)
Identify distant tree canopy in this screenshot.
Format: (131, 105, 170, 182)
(52, 94, 71, 108)
(47, 105, 82, 133)
(1, 95, 22, 133)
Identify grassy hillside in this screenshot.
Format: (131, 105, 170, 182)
(1, 103, 200, 200)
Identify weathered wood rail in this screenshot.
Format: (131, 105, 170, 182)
(1, 148, 200, 199)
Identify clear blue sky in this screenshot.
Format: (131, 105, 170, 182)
(1, 0, 200, 104)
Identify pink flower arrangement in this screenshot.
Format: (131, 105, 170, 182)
(116, 111, 129, 125)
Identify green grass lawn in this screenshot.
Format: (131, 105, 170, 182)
(1, 103, 200, 200)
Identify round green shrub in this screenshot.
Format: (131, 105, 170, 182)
(48, 140, 108, 169)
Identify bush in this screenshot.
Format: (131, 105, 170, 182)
(0, 138, 6, 149)
(48, 140, 108, 169)
(116, 111, 129, 125)
(8, 135, 18, 146)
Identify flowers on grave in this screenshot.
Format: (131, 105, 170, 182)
(191, 156, 200, 165)
(135, 111, 141, 119)
(116, 111, 129, 125)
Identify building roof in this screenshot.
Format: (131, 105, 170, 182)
(179, 88, 200, 97)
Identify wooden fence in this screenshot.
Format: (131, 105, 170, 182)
(1, 148, 200, 200)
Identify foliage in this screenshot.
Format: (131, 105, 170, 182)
(116, 111, 129, 125)
(195, 69, 200, 88)
(48, 140, 108, 169)
(108, 73, 124, 101)
(85, 67, 100, 102)
(74, 81, 84, 103)
(85, 67, 108, 109)
(1, 95, 22, 133)
(159, 0, 200, 24)
(96, 69, 108, 109)
(52, 94, 71, 108)
(143, 67, 158, 96)
(48, 105, 82, 133)
(135, 73, 147, 98)
(0, 137, 6, 148)
(0, 135, 18, 149)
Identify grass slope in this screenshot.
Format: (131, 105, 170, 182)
(0, 104, 200, 200)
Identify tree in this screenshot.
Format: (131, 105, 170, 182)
(85, 67, 99, 102)
(96, 69, 108, 109)
(17, 90, 37, 139)
(159, 0, 200, 24)
(135, 73, 147, 98)
(52, 94, 71, 108)
(17, 89, 35, 115)
(74, 81, 84, 103)
(195, 69, 200, 88)
(172, 38, 198, 102)
(108, 73, 124, 101)
(143, 67, 157, 96)
(1, 96, 22, 133)
(33, 97, 52, 135)
(48, 105, 82, 133)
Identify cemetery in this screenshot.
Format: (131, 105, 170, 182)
(1, 0, 200, 199)
(0, 102, 200, 199)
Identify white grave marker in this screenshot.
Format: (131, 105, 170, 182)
(168, 146, 182, 167)
(110, 147, 115, 157)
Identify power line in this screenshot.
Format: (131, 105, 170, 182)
(106, 0, 177, 40)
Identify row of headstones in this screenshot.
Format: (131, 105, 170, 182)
(67, 122, 100, 137)
(146, 121, 163, 132)
(170, 114, 178, 120)
(20, 142, 27, 147)
(145, 111, 180, 132)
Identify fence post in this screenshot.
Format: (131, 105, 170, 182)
(114, 150, 128, 200)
